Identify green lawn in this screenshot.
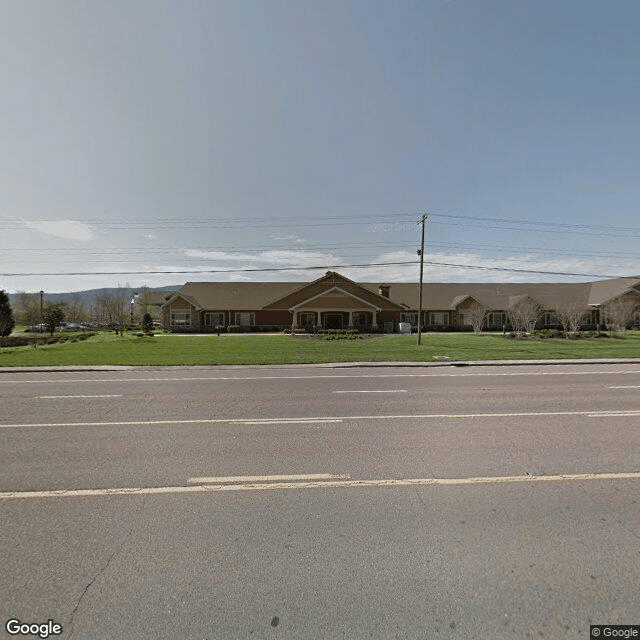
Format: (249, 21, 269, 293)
(2, 331, 640, 366)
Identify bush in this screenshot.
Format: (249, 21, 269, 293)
(535, 329, 559, 339)
(316, 329, 359, 341)
(0, 331, 97, 348)
(142, 313, 154, 333)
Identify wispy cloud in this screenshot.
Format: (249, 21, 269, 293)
(23, 219, 94, 241)
(270, 234, 307, 244)
(184, 249, 333, 266)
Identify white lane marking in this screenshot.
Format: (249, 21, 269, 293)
(236, 419, 343, 425)
(333, 390, 407, 394)
(188, 473, 351, 484)
(608, 386, 640, 389)
(2, 471, 639, 500)
(2, 370, 640, 384)
(2, 409, 640, 429)
(35, 395, 124, 399)
(588, 411, 640, 417)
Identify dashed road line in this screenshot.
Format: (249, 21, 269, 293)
(332, 390, 407, 394)
(35, 395, 124, 399)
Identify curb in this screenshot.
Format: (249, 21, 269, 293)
(2, 358, 640, 373)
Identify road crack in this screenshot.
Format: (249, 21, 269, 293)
(67, 495, 147, 638)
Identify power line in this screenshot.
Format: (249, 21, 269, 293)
(6, 211, 640, 235)
(1, 260, 625, 279)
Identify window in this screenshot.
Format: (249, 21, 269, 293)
(401, 313, 419, 324)
(237, 312, 255, 327)
(170, 310, 191, 326)
(298, 312, 315, 327)
(353, 312, 368, 326)
(546, 313, 559, 326)
(487, 313, 506, 327)
(204, 312, 224, 326)
(458, 313, 470, 326)
(581, 313, 594, 325)
(429, 312, 448, 325)
(634, 311, 640, 326)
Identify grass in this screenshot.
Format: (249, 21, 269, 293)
(1, 330, 640, 367)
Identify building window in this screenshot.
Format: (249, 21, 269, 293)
(298, 312, 315, 327)
(170, 310, 191, 326)
(237, 312, 255, 327)
(401, 313, 419, 324)
(487, 313, 506, 327)
(204, 312, 224, 326)
(429, 312, 449, 325)
(458, 313, 470, 326)
(581, 313, 593, 325)
(353, 312, 368, 326)
(546, 313, 559, 326)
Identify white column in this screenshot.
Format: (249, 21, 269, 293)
(348, 311, 353, 328)
(372, 310, 378, 329)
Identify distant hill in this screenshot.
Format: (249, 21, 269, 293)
(8, 285, 181, 308)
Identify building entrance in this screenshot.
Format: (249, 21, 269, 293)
(323, 313, 344, 329)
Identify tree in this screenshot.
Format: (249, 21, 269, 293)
(467, 301, 488, 335)
(42, 305, 65, 336)
(0, 290, 15, 337)
(556, 302, 585, 338)
(136, 287, 154, 316)
(93, 285, 131, 329)
(15, 292, 40, 327)
(142, 312, 154, 333)
(66, 292, 86, 324)
(508, 296, 543, 337)
(602, 295, 639, 334)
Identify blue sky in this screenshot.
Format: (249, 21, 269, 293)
(2, 0, 640, 293)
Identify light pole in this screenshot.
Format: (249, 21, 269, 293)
(130, 292, 138, 327)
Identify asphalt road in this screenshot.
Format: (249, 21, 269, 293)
(1, 363, 639, 639)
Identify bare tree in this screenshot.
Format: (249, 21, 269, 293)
(92, 292, 113, 325)
(556, 302, 585, 338)
(93, 286, 131, 327)
(467, 301, 488, 335)
(66, 293, 86, 324)
(136, 287, 153, 314)
(508, 296, 544, 337)
(602, 295, 639, 334)
(15, 292, 40, 326)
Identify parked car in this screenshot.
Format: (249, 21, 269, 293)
(61, 322, 83, 331)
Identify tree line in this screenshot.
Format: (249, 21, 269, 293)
(1, 285, 159, 336)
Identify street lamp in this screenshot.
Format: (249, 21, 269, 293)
(130, 292, 138, 326)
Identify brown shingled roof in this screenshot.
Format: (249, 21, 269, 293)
(163, 274, 640, 313)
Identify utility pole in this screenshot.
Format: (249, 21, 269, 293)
(417, 214, 428, 346)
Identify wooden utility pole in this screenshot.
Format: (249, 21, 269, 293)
(417, 214, 428, 345)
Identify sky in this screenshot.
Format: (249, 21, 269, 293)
(2, 0, 640, 294)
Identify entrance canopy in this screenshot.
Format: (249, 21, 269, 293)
(261, 272, 407, 330)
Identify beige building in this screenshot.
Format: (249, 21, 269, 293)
(161, 271, 640, 332)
